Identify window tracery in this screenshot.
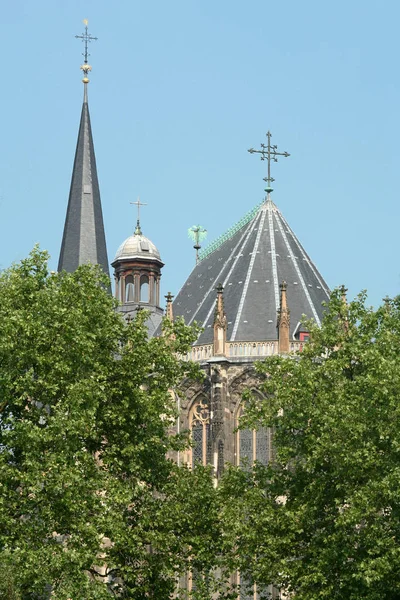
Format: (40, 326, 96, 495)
(236, 397, 271, 469)
(190, 396, 210, 467)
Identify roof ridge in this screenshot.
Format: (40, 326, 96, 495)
(198, 200, 263, 262)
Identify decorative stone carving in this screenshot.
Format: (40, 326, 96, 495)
(277, 281, 290, 353)
(213, 283, 227, 356)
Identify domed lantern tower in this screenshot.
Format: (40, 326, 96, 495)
(112, 203, 164, 335)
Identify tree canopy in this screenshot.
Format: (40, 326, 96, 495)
(0, 248, 221, 599)
(5, 249, 398, 600)
(219, 289, 400, 600)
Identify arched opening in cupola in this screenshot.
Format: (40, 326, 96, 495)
(125, 275, 134, 303)
(140, 275, 149, 303)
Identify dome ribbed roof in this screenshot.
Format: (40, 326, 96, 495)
(172, 197, 329, 345)
(113, 231, 161, 263)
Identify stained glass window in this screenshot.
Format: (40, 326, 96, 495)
(192, 424, 203, 467)
(238, 397, 274, 469)
(191, 398, 210, 467)
(205, 423, 211, 465)
(239, 428, 253, 469)
(256, 427, 269, 466)
(217, 440, 224, 477)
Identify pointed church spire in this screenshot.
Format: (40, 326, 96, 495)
(58, 21, 109, 278)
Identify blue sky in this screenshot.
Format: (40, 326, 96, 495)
(0, 0, 398, 307)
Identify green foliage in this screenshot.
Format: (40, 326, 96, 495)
(220, 289, 400, 600)
(0, 559, 21, 600)
(0, 247, 217, 599)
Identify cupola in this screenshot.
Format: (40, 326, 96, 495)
(112, 213, 164, 334)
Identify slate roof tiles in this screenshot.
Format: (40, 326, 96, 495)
(173, 198, 329, 345)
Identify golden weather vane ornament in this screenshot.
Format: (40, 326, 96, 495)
(75, 19, 98, 84)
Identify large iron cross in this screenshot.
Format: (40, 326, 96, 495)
(75, 19, 98, 65)
(248, 131, 290, 194)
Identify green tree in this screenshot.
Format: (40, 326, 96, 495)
(219, 289, 400, 600)
(0, 559, 21, 600)
(0, 248, 219, 599)
(151, 463, 237, 600)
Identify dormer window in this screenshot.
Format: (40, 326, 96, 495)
(293, 321, 310, 342)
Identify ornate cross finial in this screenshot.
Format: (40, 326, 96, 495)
(75, 19, 98, 83)
(130, 197, 147, 235)
(248, 131, 290, 196)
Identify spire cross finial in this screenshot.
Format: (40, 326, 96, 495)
(248, 131, 290, 196)
(75, 19, 98, 67)
(130, 197, 147, 235)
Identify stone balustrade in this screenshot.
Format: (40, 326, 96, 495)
(182, 340, 304, 362)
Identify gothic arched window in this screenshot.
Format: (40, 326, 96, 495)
(125, 275, 134, 303)
(140, 275, 149, 303)
(190, 397, 210, 467)
(236, 402, 271, 468)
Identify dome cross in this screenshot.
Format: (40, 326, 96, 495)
(130, 197, 147, 235)
(248, 130, 290, 196)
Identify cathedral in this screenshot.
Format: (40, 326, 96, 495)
(58, 27, 329, 598)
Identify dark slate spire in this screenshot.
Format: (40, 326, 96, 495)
(172, 197, 330, 345)
(58, 91, 109, 275)
(58, 21, 109, 277)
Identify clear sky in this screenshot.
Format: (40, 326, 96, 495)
(0, 0, 398, 308)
